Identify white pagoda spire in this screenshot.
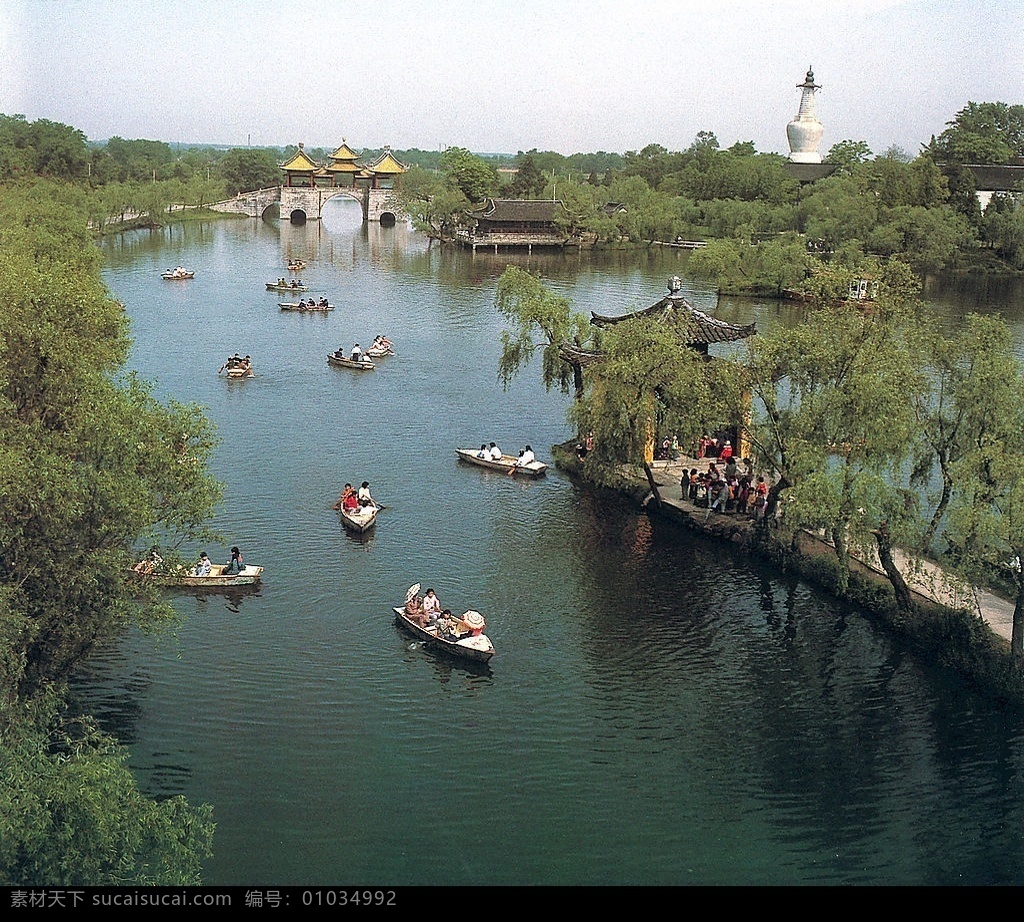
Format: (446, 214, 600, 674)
(787, 67, 824, 163)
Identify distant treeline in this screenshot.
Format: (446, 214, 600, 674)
(2, 102, 1023, 274)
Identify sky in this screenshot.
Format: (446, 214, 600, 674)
(1, 0, 1021, 158)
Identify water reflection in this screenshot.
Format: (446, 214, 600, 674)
(177, 583, 263, 613)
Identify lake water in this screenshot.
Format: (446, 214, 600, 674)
(73, 209, 1024, 886)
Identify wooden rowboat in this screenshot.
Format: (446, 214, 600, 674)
(455, 447, 547, 477)
(287, 260, 306, 271)
(366, 345, 395, 357)
(267, 282, 309, 292)
(328, 353, 375, 371)
(393, 606, 495, 664)
(279, 302, 334, 312)
(136, 564, 264, 588)
(340, 503, 379, 533)
(162, 269, 194, 279)
(220, 364, 254, 378)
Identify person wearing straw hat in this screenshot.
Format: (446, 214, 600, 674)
(455, 610, 486, 637)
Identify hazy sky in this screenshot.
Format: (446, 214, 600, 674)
(2, 0, 1021, 157)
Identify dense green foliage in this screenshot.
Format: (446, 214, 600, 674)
(0, 181, 220, 883)
(1, 699, 214, 886)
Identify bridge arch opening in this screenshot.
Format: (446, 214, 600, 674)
(288, 210, 308, 224)
(321, 194, 365, 233)
(379, 212, 397, 227)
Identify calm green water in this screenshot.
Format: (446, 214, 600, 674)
(73, 210, 1024, 886)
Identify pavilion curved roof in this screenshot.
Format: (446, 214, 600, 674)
(366, 147, 409, 175)
(329, 141, 361, 162)
(280, 144, 320, 172)
(590, 289, 756, 345)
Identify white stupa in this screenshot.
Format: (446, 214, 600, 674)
(787, 67, 823, 163)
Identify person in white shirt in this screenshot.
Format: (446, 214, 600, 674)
(191, 552, 211, 577)
(357, 481, 374, 506)
(488, 442, 502, 461)
(351, 343, 361, 361)
(477, 444, 489, 459)
(519, 445, 536, 466)
(419, 588, 442, 627)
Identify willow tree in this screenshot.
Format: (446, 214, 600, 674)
(494, 265, 592, 401)
(942, 367, 1024, 669)
(909, 313, 1021, 554)
(741, 267, 925, 593)
(0, 182, 219, 882)
(568, 317, 738, 467)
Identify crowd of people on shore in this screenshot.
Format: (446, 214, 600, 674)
(678, 456, 770, 519)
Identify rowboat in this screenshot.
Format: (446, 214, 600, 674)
(287, 260, 306, 271)
(455, 448, 547, 477)
(266, 282, 309, 292)
(366, 345, 395, 357)
(220, 362, 254, 378)
(162, 268, 194, 280)
(328, 353, 375, 371)
(136, 564, 264, 588)
(279, 301, 334, 312)
(393, 603, 495, 664)
(340, 503, 379, 533)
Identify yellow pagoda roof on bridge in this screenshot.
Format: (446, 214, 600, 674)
(329, 140, 361, 162)
(280, 143, 320, 172)
(366, 147, 408, 175)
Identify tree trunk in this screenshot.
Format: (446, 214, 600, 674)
(923, 454, 952, 551)
(1012, 575, 1024, 671)
(830, 524, 851, 596)
(572, 361, 584, 402)
(760, 476, 788, 534)
(871, 521, 916, 614)
(643, 462, 662, 508)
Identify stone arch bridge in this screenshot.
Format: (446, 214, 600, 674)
(209, 185, 406, 223)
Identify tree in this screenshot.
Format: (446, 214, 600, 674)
(930, 101, 1024, 164)
(569, 318, 738, 467)
(439, 147, 496, 202)
(398, 165, 469, 241)
(825, 140, 873, 169)
(687, 239, 744, 289)
(943, 365, 1024, 668)
(0, 182, 220, 880)
(741, 277, 924, 592)
(0, 703, 214, 885)
(909, 313, 1020, 554)
(218, 148, 280, 196)
(981, 191, 1024, 268)
(493, 266, 592, 402)
(508, 154, 545, 197)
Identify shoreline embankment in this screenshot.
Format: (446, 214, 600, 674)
(553, 444, 1021, 704)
